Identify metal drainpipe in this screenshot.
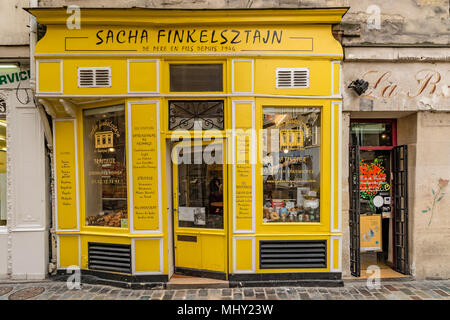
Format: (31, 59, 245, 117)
(29, 0, 57, 275)
(29, 0, 37, 93)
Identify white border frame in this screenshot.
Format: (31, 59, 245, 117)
(330, 235, 342, 272)
(56, 234, 81, 270)
(232, 100, 256, 234)
(131, 237, 164, 275)
(232, 236, 255, 273)
(330, 101, 342, 234)
(36, 60, 63, 94)
(127, 100, 162, 234)
(37, 52, 343, 58)
(231, 59, 254, 94)
(53, 118, 80, 233)
(331, 60, 342, 97)
(36, 93, 342, 99)
(127, 59, 160, 94)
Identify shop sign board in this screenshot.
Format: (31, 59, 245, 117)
(34, 22, 342, 56)
(64, 27, 308, 53)
(0, 69, 31, 89)
(344, 62, 450, 111)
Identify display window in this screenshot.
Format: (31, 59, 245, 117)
(359, 151, 391, 215)
(176, 142, 224, 229)
(350, 122, 393, 147)
(262, 107, 321, 223)
(82, 105, 128, 228)
(169, 64, 223, 92)
(350, 120, 395, 216)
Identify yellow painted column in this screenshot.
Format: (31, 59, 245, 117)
(54, 119, 79, 231)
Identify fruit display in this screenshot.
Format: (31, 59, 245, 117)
(86, 210, 128, 227)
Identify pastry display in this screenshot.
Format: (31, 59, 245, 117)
(269, 211, 279, 221)
(263, 198, 319, 223)
(87, 210, 128, 228)
(83, 107, 129, 229)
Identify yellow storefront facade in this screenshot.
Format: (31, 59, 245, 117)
(29, 7, 347, 286)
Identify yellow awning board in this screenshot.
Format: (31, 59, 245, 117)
(27, 8, 347, 56)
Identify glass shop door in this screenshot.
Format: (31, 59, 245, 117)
(172, 139, 228, 280)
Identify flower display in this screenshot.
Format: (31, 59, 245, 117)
(360, 157, 387, 210)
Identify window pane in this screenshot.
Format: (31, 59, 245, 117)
(170, 64, 223, 92)
(262, 107, 321, 223)
(351, 122, 392, 146)
(177, 143, 224, 229)
(0, 119, 5, 226)
(83, 105, 128, 228)
(360, 150, 391, 215)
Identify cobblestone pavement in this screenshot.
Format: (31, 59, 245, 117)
(0, 280, 449, 300)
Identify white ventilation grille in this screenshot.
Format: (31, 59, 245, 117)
(276, 68, 309, 89)
(78, 67, 111, 88)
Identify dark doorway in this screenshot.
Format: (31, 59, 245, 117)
(349, 119, 409, 277)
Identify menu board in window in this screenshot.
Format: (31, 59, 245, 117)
(262, 107, 321, 223)
(83, 105, 128, 228)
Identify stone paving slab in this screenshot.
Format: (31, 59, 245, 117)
(0, 280, 449, 300)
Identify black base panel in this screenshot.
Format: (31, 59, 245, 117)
(52, 269, 168, 289)
(229, 272, 342, 281)
(229, 272, 343, 288)
(229, 279, 344, 288)
(52, 269, 342, 289)
(175, 267, 227, 280)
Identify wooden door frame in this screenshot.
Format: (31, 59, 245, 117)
(350, 118, 403, 275)
(171, 138, 229, 279)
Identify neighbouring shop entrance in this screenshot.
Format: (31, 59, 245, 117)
(172, 138, 228, 280)
(349, 119, 409, 278)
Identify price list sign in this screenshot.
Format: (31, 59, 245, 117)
(130, 103, 161, 231)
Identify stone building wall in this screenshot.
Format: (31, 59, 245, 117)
(400, 113, 450, 279)
(0, 0, 30, 46)
(38, 0, 450, 45)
